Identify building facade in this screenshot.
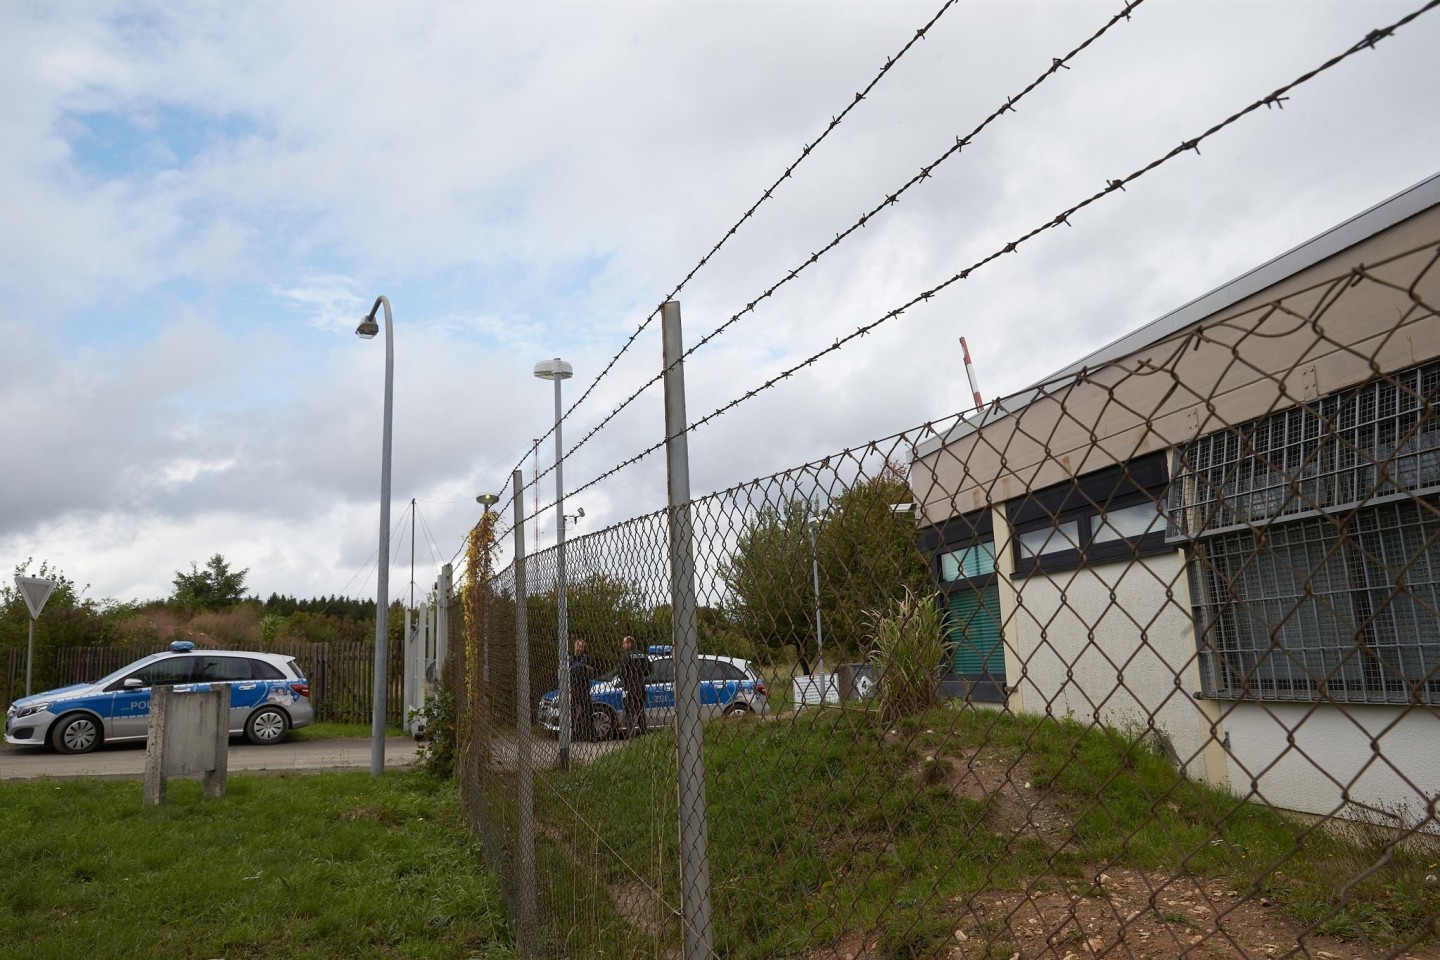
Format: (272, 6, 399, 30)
(911, 174, 1440, 823)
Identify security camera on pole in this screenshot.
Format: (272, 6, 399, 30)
(15, 576, 57, 697)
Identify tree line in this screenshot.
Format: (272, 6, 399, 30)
(6, 469, 935, 693)
(1, 554, 386, 691)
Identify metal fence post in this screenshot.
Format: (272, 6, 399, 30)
(436, 564, 451, 679)
(511, 469, 537, 954)
(661, 300, 715, 959)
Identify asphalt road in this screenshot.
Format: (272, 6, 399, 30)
(0, 735, 421, 780)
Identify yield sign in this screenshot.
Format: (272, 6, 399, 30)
(15, 576, 56, 620)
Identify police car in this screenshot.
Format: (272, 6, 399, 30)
(4, 641, 315, 754)
(537, 645, 768, 740)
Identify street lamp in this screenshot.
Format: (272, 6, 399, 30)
(807, 511, 827, 682)
(534, 357, 574, 770)
(357, 295, 394, 777)
(476, 493, 499, 510)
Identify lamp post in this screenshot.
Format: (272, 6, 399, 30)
(357, 295, 394, 777)
(807, 511, 827, 682)
(534, 357, 574, 771)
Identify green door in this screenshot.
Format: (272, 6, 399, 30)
(948, 586, 1004, 678)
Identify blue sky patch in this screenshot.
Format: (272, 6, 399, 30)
(64, 106, 259, 182)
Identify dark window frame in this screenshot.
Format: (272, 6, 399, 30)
(1008, 452, 1170, 577)
(921, 509, 997, 591)
(923, 509, 1005, 704)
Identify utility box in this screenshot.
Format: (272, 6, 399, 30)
(836, 663, 878, 701)
(143, 683, 231, 805)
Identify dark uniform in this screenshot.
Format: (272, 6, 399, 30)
(618, 646, 652, 739)
(569, 650, 596, 741)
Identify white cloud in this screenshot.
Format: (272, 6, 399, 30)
(0, 0, 1437, 601)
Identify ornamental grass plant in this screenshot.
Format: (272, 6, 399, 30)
(865, 587, 951, 723)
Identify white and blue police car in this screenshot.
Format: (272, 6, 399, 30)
(4, 641, 315, 754)
(537, 645, 768, 740)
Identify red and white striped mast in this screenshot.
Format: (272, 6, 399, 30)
(959, 336, 984, 413)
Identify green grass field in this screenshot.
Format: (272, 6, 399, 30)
(524, 703, 1440, 959)
(288, 721, 408, 741)
(0, 770, 513, 960)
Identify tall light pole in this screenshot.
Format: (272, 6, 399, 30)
(807, 511, 826, 681)
(357, 295, 394, 777)
(533, 357, 574, 771)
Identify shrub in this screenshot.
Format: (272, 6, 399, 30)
(413, 679, 458, 780)
(187, 605, 262, 647)
(865, 588, 951, 724)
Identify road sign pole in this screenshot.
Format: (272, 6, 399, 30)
(15, 576, 57, 698)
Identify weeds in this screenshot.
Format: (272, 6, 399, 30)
(865, 588, 952, 723)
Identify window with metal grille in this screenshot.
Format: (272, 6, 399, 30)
(1190, 498, 1440, 704)
(1169, 360, 1440, 538)
(1175, 358, 1440, 704)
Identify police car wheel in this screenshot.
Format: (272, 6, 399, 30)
(53, 714, 102, 754)
(722, 703, 751, 718)
(591, 705, 617, 741)
(245, 706, 289, 745)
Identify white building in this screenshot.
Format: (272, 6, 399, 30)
(911, 173, 1440, 825)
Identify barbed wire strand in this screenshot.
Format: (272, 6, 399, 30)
(487, 0, 964, 521)
(522, 0, 1148, 512)
(545, 0, 1438, 516)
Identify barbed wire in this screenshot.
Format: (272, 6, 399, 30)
(532, 0, 1147, 510)
(488, 0, 964, 522)
(547, 0, 1439, 514)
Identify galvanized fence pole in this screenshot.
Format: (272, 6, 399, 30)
(553, 365, 573, 774)
(661, 300, 715, 959)
(511, 469, 538, 954)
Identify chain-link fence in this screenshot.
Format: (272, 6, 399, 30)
(454, 213, 1440, 958)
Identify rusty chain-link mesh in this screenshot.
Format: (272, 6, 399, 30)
(454, 231, 1440, 959)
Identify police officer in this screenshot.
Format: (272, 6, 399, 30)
(617, 635, 651, 739)
(569, 638, 596, 741)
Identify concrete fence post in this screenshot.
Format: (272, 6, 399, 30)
(512, 469, 538, 953)
(661, 300, 715, 959)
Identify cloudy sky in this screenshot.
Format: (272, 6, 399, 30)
(2, 0, 1437, 606)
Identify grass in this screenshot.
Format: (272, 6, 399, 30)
(0, 770, 513, 960)
(289, 721, 408, 741)
(516, 702, 1440, 959)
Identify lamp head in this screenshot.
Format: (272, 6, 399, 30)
(476, 493, 499, 507)
(533, 358, 573, 381)
(355, 316, 380, 339)
(576, 507, 585, 518)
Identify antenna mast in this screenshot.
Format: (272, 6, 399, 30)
(959, 337, 984, 412)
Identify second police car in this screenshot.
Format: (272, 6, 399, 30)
(537, 645, 768, 740)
